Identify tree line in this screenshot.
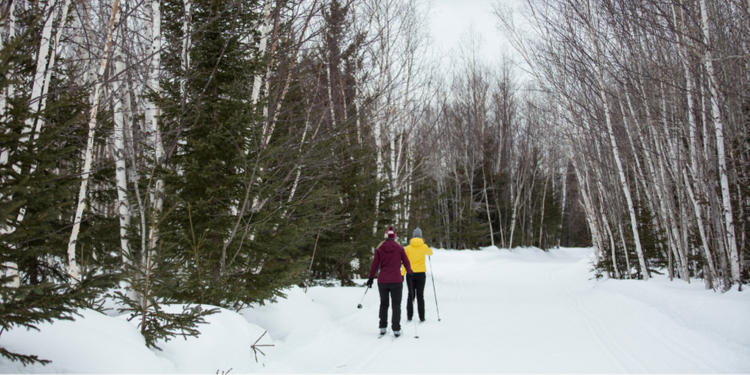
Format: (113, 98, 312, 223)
(495, 0, 749, 289)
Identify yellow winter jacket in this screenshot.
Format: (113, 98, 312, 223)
(401, 238, 433, 276)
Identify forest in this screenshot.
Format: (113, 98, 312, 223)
(1, 0, 747, 365)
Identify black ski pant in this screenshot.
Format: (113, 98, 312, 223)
(377, 282, 403, 331)
(406, 272, 427, 321)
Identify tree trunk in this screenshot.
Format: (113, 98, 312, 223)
(67, 0, 122, 281)
(700, 0, 741, 286)
(482, 164, 495, 246)
(582, 0, 648, 278)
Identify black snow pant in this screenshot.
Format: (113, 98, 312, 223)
(378, 282, 403, 331)
(406, 272, 427, 321)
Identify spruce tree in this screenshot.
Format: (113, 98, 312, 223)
(0, 11, 118, 365)
(155, 0, 308, 309)
(303, 0, 389, 286)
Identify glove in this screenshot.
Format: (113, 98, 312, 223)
(366, 278, 374, 288)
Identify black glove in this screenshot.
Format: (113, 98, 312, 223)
(366, 278, 374, 288)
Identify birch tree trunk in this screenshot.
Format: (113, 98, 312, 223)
(67, 0, 122, 281)
(181, 0, 192, 100)
(21, 2, 56, 146)
(588, 23, 649, 278)
(538, 172, 550, 248)
(0, 6, 8, 126)
(144, 0, 165, 264)
(29, 0, 73, 143)
(250, 0, 272, 106)
(618, 218, 632, 279)
(569, 145, 605, 261)
(557, 162, 567, 247)
(700, 0, 741, 286)
(482, 166, 495, 247)
(1, 2, 18, 286)
(508, 162, 527, 250)
(110, 28, 136, 300)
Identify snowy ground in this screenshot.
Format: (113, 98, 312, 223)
(1, 246, 748, 373)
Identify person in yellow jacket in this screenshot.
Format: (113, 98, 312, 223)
(400, 227, 433, 322)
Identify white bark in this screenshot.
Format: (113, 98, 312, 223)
(700, 0, 741, 285)
(557, 162, 567, 247)
(21, 3, 56, 146)
(603, 211, 619, 279)
(288, 105, 313, 204)
(508, 160, 528, 250)
(250, 0, 272, 106)
(617, 219, 632, 279)
(373, 118, 382, 235)
(673, 1, 702, 183)
(538, 172, 550, 248)
(658, 84, 689, 281)
(618, 91, 655, 216)
(369, 0, 394, 236)
(590, 30, 648, 279)
(0, 53, 5, 163)
(181, 0, 192, 98)
(682, 166, 716, 286)
(482, 165, 495, 246)
(352, 9, 362, 145)
(31, 0, 73, 143)
(326, 51, 336, 129)
(568, 146, 604, 260)
(111, 42, 132, 276)
(1, 2, 17, 287)
(404, 147, 413, 230)
(67, 0, 121, 281)
(144, 0, 164, 258)
(149, 0, 164, 166)
(390, 121, 398, 226)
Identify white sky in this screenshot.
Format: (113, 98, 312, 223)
(428, 0, 531, 80)
(429, 0, 511, 62)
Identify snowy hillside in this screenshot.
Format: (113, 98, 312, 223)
(1, 247, 748, 373)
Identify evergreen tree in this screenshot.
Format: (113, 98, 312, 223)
(0, 10, 118, 365)
(155, 0, 308, 309)
(304, 0, 388, 285)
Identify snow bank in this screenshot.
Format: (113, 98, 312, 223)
(597, 273, 750, 350)
(0, 305, 271, 373)
(0, 309, 173, 373)
(151, 305, 272, 373)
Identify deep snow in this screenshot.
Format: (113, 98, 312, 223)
(1, 246, 748, 373)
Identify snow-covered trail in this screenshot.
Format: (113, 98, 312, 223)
(244, 247, 750, 373)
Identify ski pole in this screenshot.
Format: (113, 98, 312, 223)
(428, 256, 441, 321)
(357, 285, 369, 309)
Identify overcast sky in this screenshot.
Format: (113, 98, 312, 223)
(428, 0, 531, 79)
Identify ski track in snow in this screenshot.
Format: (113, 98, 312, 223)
(247, 247, 750, 374)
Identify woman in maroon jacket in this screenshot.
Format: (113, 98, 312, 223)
(367, 226, 412, 337)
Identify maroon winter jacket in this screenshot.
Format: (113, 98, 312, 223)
(369, 239, 413, 283)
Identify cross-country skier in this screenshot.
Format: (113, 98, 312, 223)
(367, 226, 412, 337)
(401, 227, 434, 322)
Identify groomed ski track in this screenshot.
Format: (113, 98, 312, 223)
(243, 247, 750, 373)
